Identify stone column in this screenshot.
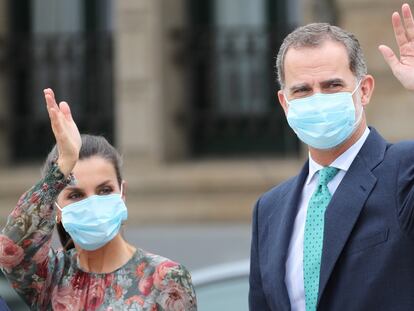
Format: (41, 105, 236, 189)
(114, 0, 189, 163)
(158, 0, 189, 161)
(115, 0, 164, 162)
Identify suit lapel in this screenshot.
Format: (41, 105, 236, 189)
(267, 162, 309, 310)
(317, 128, 387, 305)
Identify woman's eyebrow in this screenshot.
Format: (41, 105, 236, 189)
(95, 180, 114, 188)
(63, 186, 83, 192)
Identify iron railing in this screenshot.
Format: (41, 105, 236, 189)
(175, 27, 299, 156)
(2, 33, 114, 162)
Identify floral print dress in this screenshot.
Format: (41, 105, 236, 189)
(0, 164, 197, 311)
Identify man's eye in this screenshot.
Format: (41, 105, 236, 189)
(292, 89, 311, 99)
(294, 89, 307, 94)
(329, 83, 342, 89)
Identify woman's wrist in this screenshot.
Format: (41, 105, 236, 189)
(56, 157, 77, 178)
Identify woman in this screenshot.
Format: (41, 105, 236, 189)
(0, 89, 197, 310)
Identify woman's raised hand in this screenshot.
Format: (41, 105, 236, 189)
(44, 88, 82, 177)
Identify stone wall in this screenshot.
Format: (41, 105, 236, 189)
(303, 0, 414, 142)
(338, 0, 414, 142)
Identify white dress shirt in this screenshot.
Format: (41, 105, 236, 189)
(284, 127, 370, 311)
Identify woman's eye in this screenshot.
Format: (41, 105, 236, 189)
(98, 187, 113, 195)
(67, 192, 82, 200)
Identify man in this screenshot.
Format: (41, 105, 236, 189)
(249, 3, 414, 311)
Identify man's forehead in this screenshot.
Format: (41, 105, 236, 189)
(285, 39, 348, 59)
(283, 41, 353, 86)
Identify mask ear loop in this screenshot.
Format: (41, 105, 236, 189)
(55, 202, 63, 211)
(351, 79, 363, 96)
(283, 93, 291, 106)
(54, 202, 63, 223)
(352, 79, 364, 128)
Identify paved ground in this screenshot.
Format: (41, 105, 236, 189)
(49, 223, 251, 271)
(122, 223, 251, 270)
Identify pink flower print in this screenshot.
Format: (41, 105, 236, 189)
(135, 261, 147, 278)
(35, 259, 48, 279)
(113, 283, 123, 300)
(0, 235, 24, 271)
(157, 282, 191, 311)
(33, 240, 51, 264)
(52, 286, 78, 311)
(85, 278, 106, 310)
(139, 275, 154, 296)
(30, 192, 41, 204)
(154, 260, 179, 289)
(10, 206, 22, 218)
(22, 239, 32, 248)
(125, 295, 145, 306)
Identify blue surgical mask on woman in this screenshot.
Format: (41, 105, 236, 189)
(284, 80, 363, 150)
(55, 185, 127, 251)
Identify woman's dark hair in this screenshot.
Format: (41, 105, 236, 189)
(42, 134, 123, 250)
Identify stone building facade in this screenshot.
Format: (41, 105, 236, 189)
(0, 0, 411, 224)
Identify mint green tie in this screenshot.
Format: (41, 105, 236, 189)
(303, 166, 339, 311)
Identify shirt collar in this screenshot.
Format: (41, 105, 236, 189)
(306, 127, 370, 185)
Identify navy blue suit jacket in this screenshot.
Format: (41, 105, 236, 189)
(0, 297, 10, 311)
(249, 128, 414, 310)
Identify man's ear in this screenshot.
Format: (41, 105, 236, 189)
(277, 90, 289, 116)
(359, 74, 375, 107)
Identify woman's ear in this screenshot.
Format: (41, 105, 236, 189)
(121, 180, 127, 202)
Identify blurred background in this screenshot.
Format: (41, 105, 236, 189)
(0, 0, 412, 309)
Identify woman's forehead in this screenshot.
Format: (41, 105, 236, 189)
(71, 156, 118, 185)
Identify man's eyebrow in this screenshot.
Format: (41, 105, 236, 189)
(289, 83, 310, 92)
(320, 78, 346, 86)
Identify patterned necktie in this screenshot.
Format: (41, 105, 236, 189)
(303, 166, 339, 311)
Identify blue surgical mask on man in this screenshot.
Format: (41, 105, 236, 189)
(55, 185, 127, 251)
(284, 80, 363, 149)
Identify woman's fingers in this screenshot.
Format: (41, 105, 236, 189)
(49, 107, 65, 138)
(59, 101, 74, 122)
(43, 89, 58, 110)
(43, 88, 80, 176)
